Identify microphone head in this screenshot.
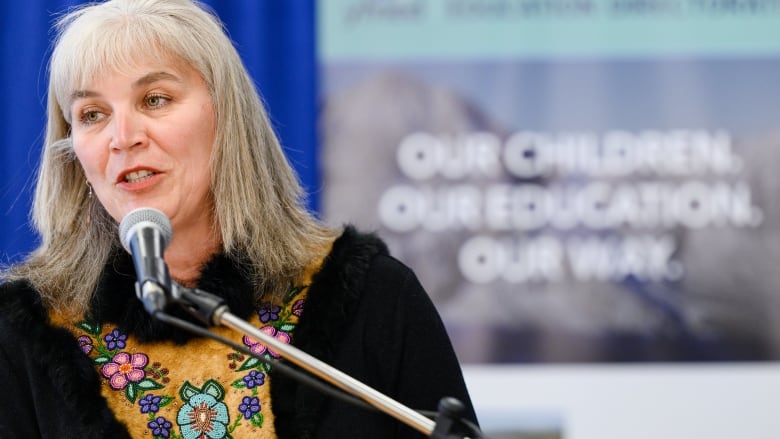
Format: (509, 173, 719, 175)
(118, 207, 173, 252)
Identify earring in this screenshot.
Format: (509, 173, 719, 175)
(86, 182, 93, 225)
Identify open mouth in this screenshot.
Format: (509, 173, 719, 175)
(123, 170, 156, 183)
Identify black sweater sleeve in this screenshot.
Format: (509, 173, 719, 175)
(336, 254, 478, 438)
(0, 281, 131, 439)
(271, 244, 478, 438)
(0, 317, 43, 438)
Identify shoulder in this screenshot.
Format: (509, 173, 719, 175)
(322, 225, 390, 271)
(0, 278, 48, 329)
(0, 278, 80, 366)
(322, 228, 443, 332)
(308, 225, 421, 312)
(297, 226, 433, 354)
(318, 224, 416, 287)
(0, 278, 74, 380)
(293, 227, 397, 351)
(0, 280, 132, 438)
(0, 278, 66, 355)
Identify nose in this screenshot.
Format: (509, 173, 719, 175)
(109, 109, 147, 151)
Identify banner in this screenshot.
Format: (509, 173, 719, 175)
(318, 0, 780, 367)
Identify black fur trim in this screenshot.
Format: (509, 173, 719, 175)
(271, 226, 389, 438)
(0, 280, 131, 438)
(88, 249, 257, 343)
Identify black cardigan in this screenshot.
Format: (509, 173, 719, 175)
(0, 227, 476, 438)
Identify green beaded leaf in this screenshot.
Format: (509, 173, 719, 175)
(237, 356, 260, 372)
(137, 378, 164, 391)
(76, 320, 102, 336)
(93, 355, 111, 365)
(125, 384, 136, 403)
(250, 412, 264, 427)
(202, 379, 225, 401)
(179, 381, 200, 403)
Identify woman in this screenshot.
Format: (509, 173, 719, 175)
(0, 0, 477, 438)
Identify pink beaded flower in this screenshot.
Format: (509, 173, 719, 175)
(102, 352, 148, 390)
(242, 326, 291, 358)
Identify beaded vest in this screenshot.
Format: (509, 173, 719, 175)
(53, 275, 313, 439)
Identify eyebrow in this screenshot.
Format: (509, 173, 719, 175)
(69, 71, 183, 103)
(133, 71, 182, 88)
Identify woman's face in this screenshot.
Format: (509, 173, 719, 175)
(70, 58, 217, 233)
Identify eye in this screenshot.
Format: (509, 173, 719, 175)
(78, 108, 106, 125)
(144, 93, 170, 108)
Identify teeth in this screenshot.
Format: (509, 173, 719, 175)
(124, 170, 155, 183)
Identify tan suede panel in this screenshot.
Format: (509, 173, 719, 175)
(52, 276, 314, 439)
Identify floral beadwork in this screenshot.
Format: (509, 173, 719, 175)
(238, 396, 262, 421)
(148, 416, 174, 438)
(177, 380, 231, 438)
(257, 303, 281, 323)
(76, 321, 164, 403)
(242, 326, 291, 359)
(238, 283, 303, 362)
(241, 370, 265, 389)
(72, 282, 309, 438)
(138, 393, 175, 439)
(104, 328, 127, 350)
(140, 394, 164, 413)
(102, 351, 148, 390)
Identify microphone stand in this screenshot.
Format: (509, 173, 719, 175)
(164, 283, 475, 439)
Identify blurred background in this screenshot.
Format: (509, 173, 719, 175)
(3, 1, 780, 437)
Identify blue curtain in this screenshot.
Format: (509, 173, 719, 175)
(0, 0, 318, 263)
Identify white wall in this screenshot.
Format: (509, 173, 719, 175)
(463, 363, 780, 439)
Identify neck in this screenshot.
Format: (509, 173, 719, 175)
(164, 219, 222, 287)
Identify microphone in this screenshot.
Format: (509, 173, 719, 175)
(118, 207, 173, 314)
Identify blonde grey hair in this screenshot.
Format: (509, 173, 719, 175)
(7, 0, 337, 315)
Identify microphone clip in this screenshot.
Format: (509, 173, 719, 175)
(134, 279, 227, 326)
(169, 283, 228, 326)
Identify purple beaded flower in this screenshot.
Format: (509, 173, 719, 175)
(257, 303, 281, 323)
(78, 336, 93, 354)
(103, 328, 127, 350)
(292, 299, 305, 317)
(242, 370, 265, 389)
(139, 394, 162, 414)
(238, 396, 261, 420)
(147, 416, 172, 438)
